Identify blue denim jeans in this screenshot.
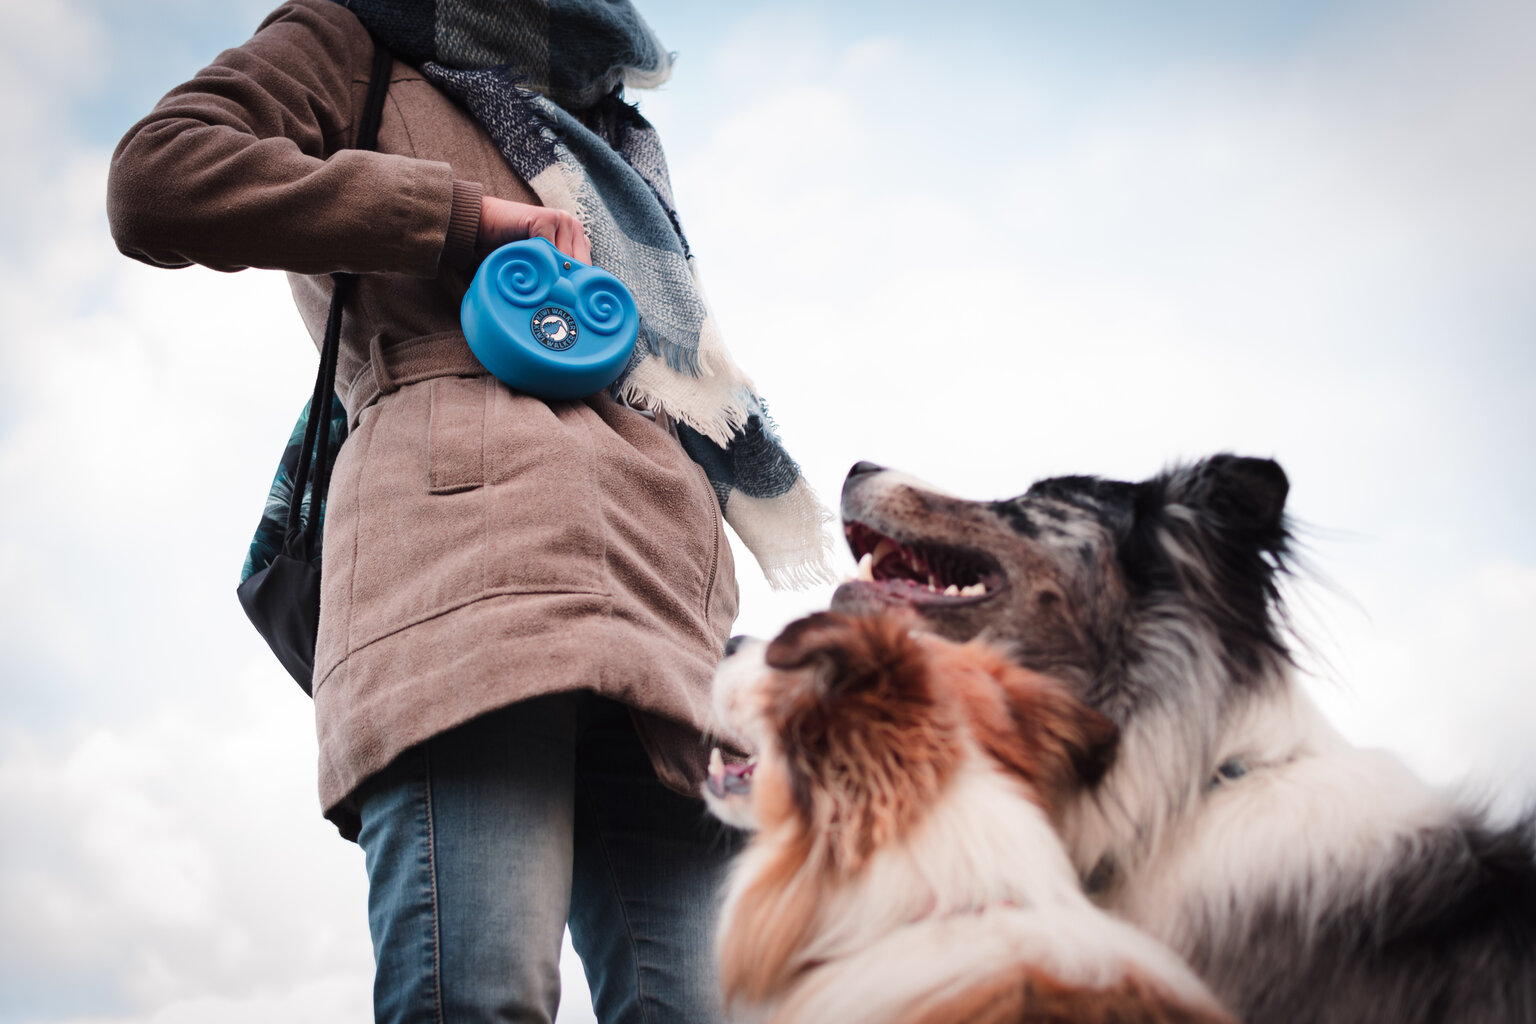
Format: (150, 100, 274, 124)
(355, 692, 741, 1024)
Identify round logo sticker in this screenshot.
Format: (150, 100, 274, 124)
(531, 306, 578, 351)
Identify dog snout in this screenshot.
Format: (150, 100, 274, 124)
(843, 461, 886, 501)
(724, 634, 751, 658)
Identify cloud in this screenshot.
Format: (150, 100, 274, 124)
(49, 974, 371, 1024)
(1305, 558, 1536, 812)
(673, 3, 1530, 466)
(0, 0, 107, 129)
(0, 141, 324, 726)
(0, 667, 600, 1022)
(0, 1, 108, 252)
(0, 662, 371, 1021)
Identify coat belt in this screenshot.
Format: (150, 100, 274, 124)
(345, 329, 487, 427)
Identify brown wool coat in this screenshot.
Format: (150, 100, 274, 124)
(107, 0, 738, 839)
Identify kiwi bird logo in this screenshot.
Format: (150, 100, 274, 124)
(530, 306, 578, 351)
(539, 316, 568, 343)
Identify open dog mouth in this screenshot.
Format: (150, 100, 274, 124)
(707, 747, 755, 800)
(843, 522, 1004, 602)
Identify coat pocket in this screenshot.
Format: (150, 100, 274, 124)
(427, 377, 489, 494)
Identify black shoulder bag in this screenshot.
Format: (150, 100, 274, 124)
(237, 43, 394, 695)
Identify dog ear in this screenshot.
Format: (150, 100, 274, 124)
(1170, 454, 1289, 535)
(996, 670, 1121, 804)
(1031, 681, 1118, 789)
(766, 610, 925, 700)
(1127, 455, 1295, 680)
(1121, 454, 1290, 594)
(1062, 699, 1119, 788)
(764, 611, 852, 676)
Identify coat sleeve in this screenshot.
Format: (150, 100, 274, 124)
(106, 0, 480, 277)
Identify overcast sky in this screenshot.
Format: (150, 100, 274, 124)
(2, 1, 1533, 1021)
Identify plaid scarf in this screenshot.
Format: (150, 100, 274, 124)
(335, 0, 833, 588)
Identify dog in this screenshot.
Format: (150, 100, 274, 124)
(831, 454, 1536, 1024)
(704, 609, 1234, 1024)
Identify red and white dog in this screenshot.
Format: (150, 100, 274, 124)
(705, 610, 1232, 1024)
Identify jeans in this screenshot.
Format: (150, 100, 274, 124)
(355, 692, 741, 1024)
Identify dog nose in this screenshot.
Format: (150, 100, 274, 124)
(724, 635, 750, 658)
(847, 460, 884, 480)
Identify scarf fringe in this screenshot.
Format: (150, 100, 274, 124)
(655, 333, 702, 377)
(614, 354, 753, 449)
(760, 550, 841, 592)
(721, 479, 841, 591)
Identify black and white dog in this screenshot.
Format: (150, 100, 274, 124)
(831, 454, 1536, 1024)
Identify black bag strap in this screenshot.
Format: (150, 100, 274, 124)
(282, 42, 394, 560)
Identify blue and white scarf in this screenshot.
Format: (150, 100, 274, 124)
(336, 0, 835, 588)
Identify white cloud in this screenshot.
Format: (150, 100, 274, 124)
(49, 974, 371, 1024)
(0, 670, 606, 1020)
(1305, 558, 1536, 809)
(0, 660, 371, 1018)
(0, 2, 109, 253)
(0, 0, 108, 120)
(0, 147, 324, 721)
(40, 942, 596, 1024)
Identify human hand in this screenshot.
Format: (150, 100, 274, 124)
(478, 196, 592, 264)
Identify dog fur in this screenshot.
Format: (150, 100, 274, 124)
(831, 454, 1536, 1024)
(705, 609, 1233, 1024)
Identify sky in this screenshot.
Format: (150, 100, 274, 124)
(1, 0, 1533, 1021)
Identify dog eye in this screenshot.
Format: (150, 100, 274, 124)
(1214, 758, 1249, 783)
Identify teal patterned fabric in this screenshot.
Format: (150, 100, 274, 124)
(240, 394, 350, 584)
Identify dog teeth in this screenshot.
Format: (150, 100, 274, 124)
(709, 747, 724, 776)
(851, 538, 992, 598)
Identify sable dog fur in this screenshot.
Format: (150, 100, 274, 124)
(705, 610, 1232, 1024)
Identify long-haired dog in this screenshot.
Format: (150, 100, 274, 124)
(832, 454, 1536, 1024)
(704, 609, 1233, 1024)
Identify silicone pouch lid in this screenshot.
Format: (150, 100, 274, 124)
(460, 237, 639, 401)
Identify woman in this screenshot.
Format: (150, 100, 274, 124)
(107, 2, 832, 1021)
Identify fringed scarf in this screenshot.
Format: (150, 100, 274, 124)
(335, 0, 834, 589)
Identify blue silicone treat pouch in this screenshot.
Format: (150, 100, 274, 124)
(461, 237, 639, 401)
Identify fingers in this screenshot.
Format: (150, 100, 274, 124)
(552, 215, 592, 265)
(532, 208, 590, 265)
(478, 196, 591, 264)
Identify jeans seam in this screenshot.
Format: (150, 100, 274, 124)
(424, 746, 445, 1024)
(578, 770, 651, 1024)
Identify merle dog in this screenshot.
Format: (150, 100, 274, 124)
(832, 454, 1536, 1024)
